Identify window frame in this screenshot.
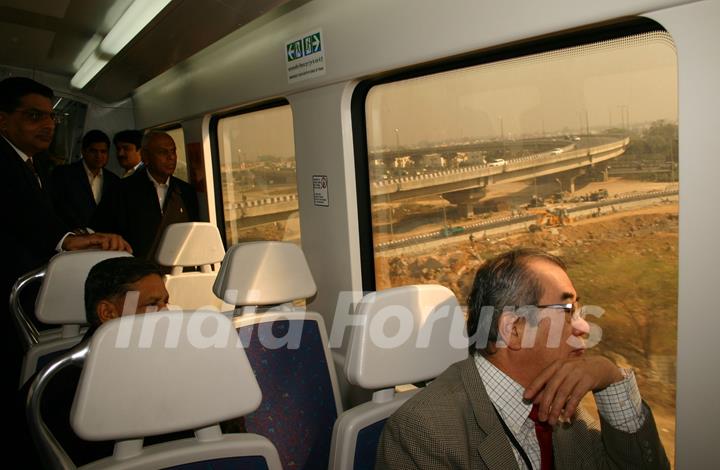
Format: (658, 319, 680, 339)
(209, 98, 293, 248)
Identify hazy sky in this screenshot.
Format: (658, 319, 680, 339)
(368, 32, 677, 149)
(216, 32, 677, 161)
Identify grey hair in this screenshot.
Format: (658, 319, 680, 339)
(466, 248, 567, 356)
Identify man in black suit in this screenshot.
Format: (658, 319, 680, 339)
(51, 130, 121, 230)
(92, 131, 199, 259)
(1, 77, 131, 463)
(0, 77, 131, 292)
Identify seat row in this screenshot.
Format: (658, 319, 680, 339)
(16, 222, 468, 469)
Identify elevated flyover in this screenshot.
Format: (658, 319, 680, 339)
(224, 136, 629, 225)
(371, 137, 629, 202)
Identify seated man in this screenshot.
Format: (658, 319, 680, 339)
(36, 257, 169, 465)
(376, 248, 669, 469)
(27, 257, 243, 465)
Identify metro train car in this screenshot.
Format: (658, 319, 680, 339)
(2, 0, 718, 468)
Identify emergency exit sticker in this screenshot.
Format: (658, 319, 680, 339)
(313, 175, 329, 207)
(286, 29, 326, 83)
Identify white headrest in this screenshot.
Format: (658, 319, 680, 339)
(213, 241, 316, 306)
(345, 285, 468, 389)
(35, 250, 133, 324)
(71, 311, 261, 441)
(155, 223, 225, 267)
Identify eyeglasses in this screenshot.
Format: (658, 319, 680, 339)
(14, 108, 63, 124)
(513, 303, 602, 321)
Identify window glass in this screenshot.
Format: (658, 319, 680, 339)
(216, 104, 300, 245)
(365, 31, 677, 462)
(164, 126, 188, 182)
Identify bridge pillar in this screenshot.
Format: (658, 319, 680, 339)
(554, 168, 586, 194)
(442, 187, 487, 219)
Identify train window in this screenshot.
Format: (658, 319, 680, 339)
(215, 104, 300, 245)
(361, 29, 678, 461)
(164, 126, 188, 182)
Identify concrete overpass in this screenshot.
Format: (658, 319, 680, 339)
(372, 137, 628, 200)
(224, 136, 629, 224)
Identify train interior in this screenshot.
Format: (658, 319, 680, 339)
(2, 0, 719, 468)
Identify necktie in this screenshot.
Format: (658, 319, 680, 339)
(25, 157, 41, 187)
(529, 404, 554, 470)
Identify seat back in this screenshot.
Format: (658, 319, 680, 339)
(214, 241, 341, 470)
(155, 222, 231, 311)
(27, 311, 281, 470)
(329, 285, 468, 470)
(19, 250, 132, 387)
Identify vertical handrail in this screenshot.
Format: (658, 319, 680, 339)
(9, 267, 46, 349)
(26, 342, 89, 470)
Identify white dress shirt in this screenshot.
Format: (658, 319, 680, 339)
(82, 160, 103, 205)
(147, 170, 169, 212)
(474, 354, 646, 470)
(123, 161, 143, 178)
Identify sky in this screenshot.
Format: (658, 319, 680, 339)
(367, 32, 677, 149)
(215, 31, 677, 161)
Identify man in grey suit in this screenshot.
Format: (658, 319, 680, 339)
(377, 248, 668, 469)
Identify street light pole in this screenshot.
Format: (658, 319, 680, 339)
(394, 128, 400, 149)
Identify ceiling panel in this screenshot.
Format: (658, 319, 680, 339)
(0, 0, 70, 18)
(0, 0, 295, 101)
(0, 22, 54, 70)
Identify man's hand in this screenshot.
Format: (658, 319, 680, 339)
(62, 232, 133, 253)
(523, 356, 624, 425)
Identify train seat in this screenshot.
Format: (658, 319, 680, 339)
(27, 310, 282, 469)
(328, 285, 468, 470)
(213, 241, 343, 470)
(18, 250, 132, 388)
(155, 222, 232, 311)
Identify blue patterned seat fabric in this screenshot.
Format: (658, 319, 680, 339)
(353, 419, 388, 470)
(239, 319, 338, 470)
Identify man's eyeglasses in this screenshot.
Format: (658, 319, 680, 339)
(14, 108, 63, 124)
(513, 303, 602, 321)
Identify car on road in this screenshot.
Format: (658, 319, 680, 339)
(488, 158, 506, 167)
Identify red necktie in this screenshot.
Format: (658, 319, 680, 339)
(529, 404, 554, 470)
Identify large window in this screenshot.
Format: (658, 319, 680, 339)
(363, 30, 678, 462)
(216, 104, 300, 245)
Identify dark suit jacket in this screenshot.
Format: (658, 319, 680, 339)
(91, 167, 199, 259)
(50, 160, 120, 230)
(376, 357, 669, 470)
(0, 136, 69, 289)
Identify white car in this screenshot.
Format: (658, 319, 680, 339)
(488, 158, 505, 167)
(550, 148, 564, 155)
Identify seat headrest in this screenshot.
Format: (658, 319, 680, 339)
(213, 241, 316, 306)
(35, 250, 133, 324)
(345, 285, 468, 389)
(155, 222, 225, 267)
(71, 311, 261, 441)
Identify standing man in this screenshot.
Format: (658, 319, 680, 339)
(113, 129, 144, 177)
(50, 129, 120, 229)
(92, 131, 199, 259)
(0, 77, 131, 289)
(0, 77, 131, 425)
(377, 248, 669, 469)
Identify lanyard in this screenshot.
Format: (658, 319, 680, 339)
(492, 405, 535, 470)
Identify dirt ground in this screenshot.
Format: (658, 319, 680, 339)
(376, 202, 679, 464)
